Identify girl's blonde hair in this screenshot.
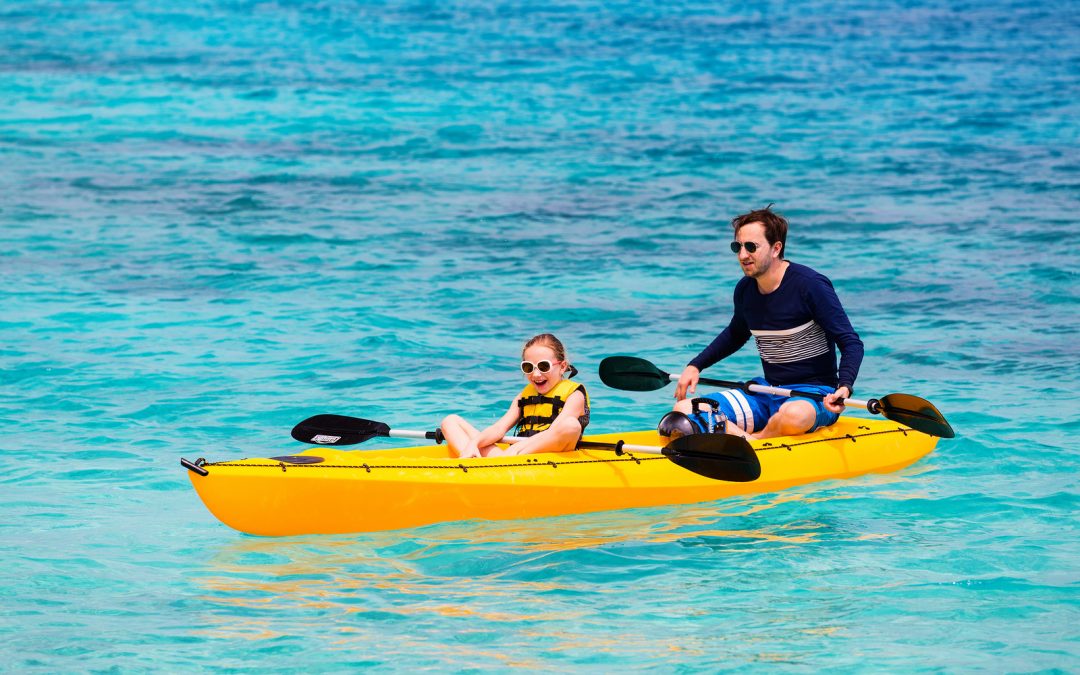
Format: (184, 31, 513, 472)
(522, 333, 578, 378)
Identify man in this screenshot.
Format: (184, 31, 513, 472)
(667, 205, 863, 440)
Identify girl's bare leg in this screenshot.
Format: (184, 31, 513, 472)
(494, 416, 581, 456)
(440, 415, 501, 457)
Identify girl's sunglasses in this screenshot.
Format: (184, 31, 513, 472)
(521, 360, 556, 374)
(730, 241, 765, 254)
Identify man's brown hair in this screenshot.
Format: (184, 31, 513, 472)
(732, 204, 788, 258)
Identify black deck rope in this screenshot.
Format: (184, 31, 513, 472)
(204, 427, 913, 471)
(752, 426, 909, 452)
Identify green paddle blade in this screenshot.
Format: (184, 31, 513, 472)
(291, 414, 390, 445)
(599, 356, 673, 392)
(877, 394, 956, 439)
(662, 434, 761, 482)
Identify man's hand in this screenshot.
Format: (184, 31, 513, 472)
(823, 386, 851, 414)
(674, 365, 701, 400)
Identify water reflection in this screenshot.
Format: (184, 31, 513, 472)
(207, 469, 929, 558)
(187, 471, 946, 675)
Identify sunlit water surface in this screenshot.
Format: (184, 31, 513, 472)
(1, 0, 1077, 670)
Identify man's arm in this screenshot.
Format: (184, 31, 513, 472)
(806, 275, 864, 391)
(688, 320, 750, 371)
(688, 284, 752, 372)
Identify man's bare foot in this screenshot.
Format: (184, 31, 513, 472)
(725, 420, 755, 440)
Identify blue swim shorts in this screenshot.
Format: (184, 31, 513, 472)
(689, 378, 840, 434)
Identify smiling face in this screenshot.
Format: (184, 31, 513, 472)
(521, 344, 566, 395)
(733, 221, 783, 279)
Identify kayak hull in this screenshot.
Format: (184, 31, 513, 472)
(186, 416, 937, 536)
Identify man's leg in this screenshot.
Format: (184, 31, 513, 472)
(671, 391, 764, 435)
(754, 399, 818, 439)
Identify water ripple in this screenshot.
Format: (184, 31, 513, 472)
(1, 0, 1078, 670)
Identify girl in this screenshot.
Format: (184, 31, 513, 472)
(441, 333, 590, 458)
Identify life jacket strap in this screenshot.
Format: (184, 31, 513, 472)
(516, 393, 567, 435)
(518, 395, 567, 413)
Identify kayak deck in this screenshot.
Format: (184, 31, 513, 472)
(186, 416, 937, 536)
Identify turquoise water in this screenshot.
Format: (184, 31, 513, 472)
(2, 0, 1078, 669)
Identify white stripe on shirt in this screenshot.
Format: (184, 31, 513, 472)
(751, 320, 830, 365)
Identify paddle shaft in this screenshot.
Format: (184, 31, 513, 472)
(394, 428, 671, 457)
(389, 429, 443, 442)
(390, 429, 762, 481)
(679, 374, 881, 413)
(598, 356, 952, 438)
(291, 413, 760, 481)
(295, 415, 673, 455)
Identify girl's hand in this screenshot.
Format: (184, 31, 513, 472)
(458, 443, 482, 459)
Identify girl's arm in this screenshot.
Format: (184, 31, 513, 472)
(473, 398, 523, 449)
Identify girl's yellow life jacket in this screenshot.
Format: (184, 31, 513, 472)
(515, 379, 590, 437)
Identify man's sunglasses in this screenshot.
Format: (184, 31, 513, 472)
(730, 241, 766, 254)
(521, 360, 556, 374)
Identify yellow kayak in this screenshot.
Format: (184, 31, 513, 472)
(184, 415, 938, 536)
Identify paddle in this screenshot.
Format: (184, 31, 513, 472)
(290, 414, 761, 482)
(599, 356, 955, 439)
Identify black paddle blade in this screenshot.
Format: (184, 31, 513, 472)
(599, 356, 672, 392)
(290, 414, 390, 445)
(878, 394, 956, 439)
(662, 434, 761, 482)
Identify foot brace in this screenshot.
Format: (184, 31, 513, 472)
(657, 398, 728, 438)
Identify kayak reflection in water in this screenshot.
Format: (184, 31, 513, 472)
(441, 333, 591, 458)
(667, 205, 864, 441)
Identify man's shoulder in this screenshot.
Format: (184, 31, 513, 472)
(785, 261, 833, 287)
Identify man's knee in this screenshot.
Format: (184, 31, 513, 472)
(774, 401, 816, 435)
